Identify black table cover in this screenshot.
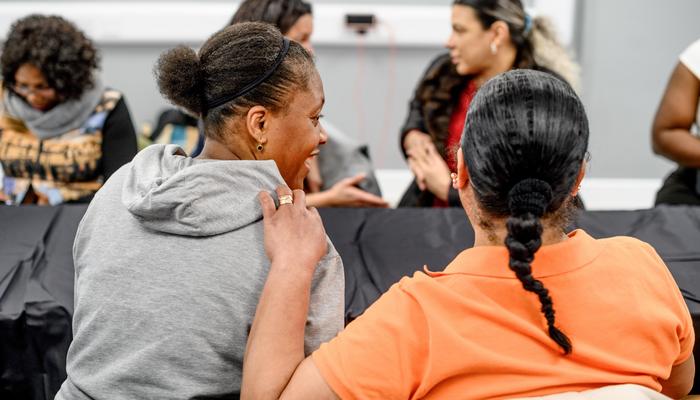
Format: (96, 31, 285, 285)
(1, 205, 699, 398)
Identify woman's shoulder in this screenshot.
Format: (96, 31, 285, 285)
(594, 234, 670, 274)
(596, 234, 657, 253)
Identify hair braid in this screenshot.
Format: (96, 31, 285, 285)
(505, 179, 572, 354)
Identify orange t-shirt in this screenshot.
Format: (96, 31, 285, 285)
(312, 230, 694, 399)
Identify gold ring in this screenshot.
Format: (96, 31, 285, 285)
(279, 194, 293, 205)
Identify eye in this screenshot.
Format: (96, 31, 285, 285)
(311, 114, 324, 126)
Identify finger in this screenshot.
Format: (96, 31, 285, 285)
(351, 190, 389, 207)
(411, 159, 427, 182)
(258, 191, 276, 220)
(275, 185, 293, 207)
(424, 142, 440, 158)
(420, 134, 434, 147)
(407, 158, 420, 175)
(292, 189, 306, 208)
(407, 146, 428, 163)
(414, 147, 432, 166)
(308, 206, 324, 225)
(306, 205, 326, 227)
(340, 173, 367, 187)
(276, 185, 293, 198)
(306, 180, 322, 193)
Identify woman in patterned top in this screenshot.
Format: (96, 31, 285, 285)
(0, 14, 137, 205)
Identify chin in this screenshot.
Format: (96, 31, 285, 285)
(455, 64, 471, 76)
(31, 104, 50, 111)
(284, 176, 305, 191)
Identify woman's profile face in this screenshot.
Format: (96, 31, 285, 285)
(445, 5, 496, 76)
(285, 13, 314, 56)
(264, 70, 327, 189)
(13, 63, 59, 111)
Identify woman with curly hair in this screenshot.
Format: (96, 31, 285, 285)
(399, 0, 579, 207)
(0, 14, 137, 205)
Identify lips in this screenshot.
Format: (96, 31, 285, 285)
(304, 150, 320, 168)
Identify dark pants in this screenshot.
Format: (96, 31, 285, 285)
(655, 167, 700, 206)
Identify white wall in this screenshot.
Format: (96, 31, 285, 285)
(579, 0, 700, 179)
(0, 0, 577, 172)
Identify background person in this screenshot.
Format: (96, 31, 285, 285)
(230, 0, 388, 208)
(55, 23, 344, 399)
(399, 0, 579, 207)
(0, 14, 137, 205)
(653, 37, 700, 206)
(243, 70, 694, 399)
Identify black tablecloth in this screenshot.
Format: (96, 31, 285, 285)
(2, 205, 700, 398)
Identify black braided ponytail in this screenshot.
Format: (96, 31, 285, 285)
(505, 179, 571, 354)
(461, 70, 588, 354)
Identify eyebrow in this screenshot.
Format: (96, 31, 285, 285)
(314, 97, 325, 112)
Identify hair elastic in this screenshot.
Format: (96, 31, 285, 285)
(205, 37, 291, 112)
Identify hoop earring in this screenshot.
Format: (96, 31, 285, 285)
(256, 144, 264, 152)
(490, 42, 498, 55)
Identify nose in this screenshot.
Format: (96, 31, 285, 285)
(445, 32, 455, 49)
(319, 123, 328, 145)
(26, 93, 43, 107)
(304, 41, 315, 57)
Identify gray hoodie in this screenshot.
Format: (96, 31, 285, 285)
(55, 144, 344, 400)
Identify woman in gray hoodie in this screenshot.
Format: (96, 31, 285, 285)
(56, 22, 344, 400)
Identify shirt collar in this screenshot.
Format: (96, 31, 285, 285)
(431, 230, 602, 279)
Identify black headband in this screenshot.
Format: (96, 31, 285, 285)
(205, 37, 291, 112)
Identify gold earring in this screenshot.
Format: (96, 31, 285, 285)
(256, 144, 264, 152)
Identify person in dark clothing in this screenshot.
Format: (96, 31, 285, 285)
(399, 0, 579, 207)
(0, 14, 137, 205)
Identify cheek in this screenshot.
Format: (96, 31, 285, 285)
(457, 38, 489, 73)
(278, 124, 317, 172)
(458, 37, 479, 59)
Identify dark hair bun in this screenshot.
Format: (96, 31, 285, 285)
(507, 178, 553, 217)
(155, 45, 204, 116)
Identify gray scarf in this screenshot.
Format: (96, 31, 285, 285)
(2, 78, 105, 139)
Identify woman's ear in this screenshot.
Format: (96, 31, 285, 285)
(571, 160, 587, 196)
(456, 148, 469, 189)
(490, 20, 510, 48)
(245, 105, 269, 146)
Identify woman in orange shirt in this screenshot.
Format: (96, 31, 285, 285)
(243, 70, 695, 399)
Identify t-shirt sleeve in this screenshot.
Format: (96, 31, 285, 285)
(303, 241, 345, 355)
(642, 243, 695, 365)
(311, 276, 428, 399)
(680, 38, 700, 80)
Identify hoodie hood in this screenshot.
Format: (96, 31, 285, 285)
(122, 144, 285, 237)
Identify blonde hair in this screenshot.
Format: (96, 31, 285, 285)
(455, 0, 581, 91)
(529, 16, 581, 91)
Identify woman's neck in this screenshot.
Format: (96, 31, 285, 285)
(197, 138, 251, 161)
(473, 219, 569, 248)
(472, 45, 518, 88)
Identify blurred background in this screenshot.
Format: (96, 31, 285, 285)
(2, 0, 699, 207)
